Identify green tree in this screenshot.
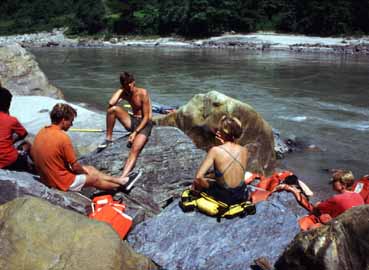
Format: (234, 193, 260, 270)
(69, 0, 106, 34)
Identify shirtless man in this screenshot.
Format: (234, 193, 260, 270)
(99, 72, 153, 184)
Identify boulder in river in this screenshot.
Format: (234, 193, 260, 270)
(0, 43, 63, 98)
(155, 91, 275, 174)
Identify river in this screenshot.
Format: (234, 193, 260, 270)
(31, 47, 369, 198)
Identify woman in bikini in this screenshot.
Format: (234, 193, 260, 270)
(192, 115, 249, 205)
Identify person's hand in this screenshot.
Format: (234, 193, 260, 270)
(273, 184, 296, 193)
(128, 131, 137, 143)
(215, 131, 225, 144)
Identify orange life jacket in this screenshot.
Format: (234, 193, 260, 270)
(246, 171, 294, 203)
(89, 195, 133, 239)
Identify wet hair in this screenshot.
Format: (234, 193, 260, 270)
(0, 82, 12, 112)
(119, 72, 135, 86)
(218, 115, 243, 141)
(50, 103, 77, 124)
(331, 169, 355, 187)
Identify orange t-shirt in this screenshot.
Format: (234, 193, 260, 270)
(31, 125, 77, 191)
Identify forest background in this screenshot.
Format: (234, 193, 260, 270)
(1, 0, 369, 37)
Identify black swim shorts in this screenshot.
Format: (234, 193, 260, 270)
(129, 115, 154, 137)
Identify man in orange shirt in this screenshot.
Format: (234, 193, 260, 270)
(31, 103, 140, 192)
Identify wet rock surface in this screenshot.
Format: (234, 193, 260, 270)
(0, 196, 157, 270)
(128, 192, 300, 270)
(0, 43, 63, 97)
(275, 205, 369, 270)
(155, 91, 276, 174)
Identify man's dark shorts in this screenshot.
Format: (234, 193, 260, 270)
(129, 115, 153, 137)
(3, 151, 31, 172)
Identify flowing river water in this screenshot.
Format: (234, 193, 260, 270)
(31, 47, 369, 198)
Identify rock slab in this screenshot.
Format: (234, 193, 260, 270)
(0, 169, 90, 214)
(80, 126, 205, 221)
(128, 193, 300, 270)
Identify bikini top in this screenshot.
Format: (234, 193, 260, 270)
(214, 146, 246, 180)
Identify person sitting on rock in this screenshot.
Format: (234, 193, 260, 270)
(98, 72, 152, 184)
(192, 115, 249, 205)
(0, 82, 33, 172)
(31, 103, 140, 192)
(276, 169, 364, 230)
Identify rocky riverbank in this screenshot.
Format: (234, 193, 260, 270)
(1, 29, 369, 55)
(1, 39, 369, 270)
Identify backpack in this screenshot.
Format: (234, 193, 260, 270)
(179, 189, 256, 222)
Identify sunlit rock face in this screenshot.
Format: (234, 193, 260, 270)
(0, 43, 63, 98)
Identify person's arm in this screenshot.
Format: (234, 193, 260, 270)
(192, 148, 217, 191)
(63, 138, 87, 175)
(274, 184, 314, 212)
(70, 161, 88, 175)
(108, 89, 124, 107)
(128, 90, 152, 142)
(12, 118, 28, 143)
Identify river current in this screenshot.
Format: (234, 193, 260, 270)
(31, 47, 369, 197)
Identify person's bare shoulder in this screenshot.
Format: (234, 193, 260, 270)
(209, 145, 222, 156)
(137, 87, 149, 97)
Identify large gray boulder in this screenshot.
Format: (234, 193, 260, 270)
(275, 205, 369, 270)
(0, 196, 157, 270)
(155, 91, 275, 174)
(128, 192, 300, 270)
(0, 43, 63, 97)
(80, 126, 205, 220)
(0, 169, 90, 214)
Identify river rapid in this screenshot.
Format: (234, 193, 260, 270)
(31, 47, 369, 198)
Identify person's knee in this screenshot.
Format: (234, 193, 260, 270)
(107, 106, 115, 114)
(83, 165, 97, 175)
(85, 174, 99, 186)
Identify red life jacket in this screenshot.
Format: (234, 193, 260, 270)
(352, 176, 369, 204)
(246, 171, 294, 203)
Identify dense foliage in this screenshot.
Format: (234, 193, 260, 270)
(1, 0, 368, 36)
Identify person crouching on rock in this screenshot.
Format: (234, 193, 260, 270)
(0, 83, 33, 172)
(276, 169, 364, 231)
(191, 115, 249, 205)
(98, 72, 152, 186)
(31, 103, 136, 192)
